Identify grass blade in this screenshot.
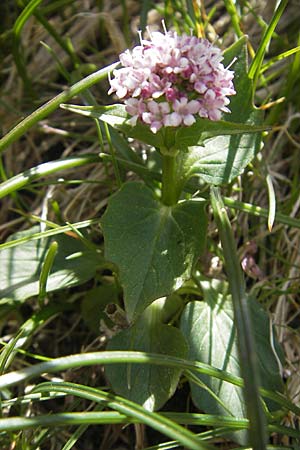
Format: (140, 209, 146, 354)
(33, 382, 216, 450)
(12, 0, 43, 91)
(223, 197, 300, 230)
(0, 350, 297, 415)
(0, 62, 119, 154)
(0, 154, 100, 199)
(248, 0, 288, 87)
(210, 186, 268, 449)
(38, 241, 58, 306)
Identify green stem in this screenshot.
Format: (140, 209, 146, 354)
(161, 154, 178, 206)
(210, 186, 268, 450)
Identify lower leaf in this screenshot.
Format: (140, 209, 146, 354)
(180, 278, 283, 445)
(105, 297, 188, 411)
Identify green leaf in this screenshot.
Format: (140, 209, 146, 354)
(101, 182, 207, 321)
(61, 102, 267, 152)
(180, 278, 283, 445)
(0, 227, 104, 304)
(81, 284, 118, 333)
(177, 133, 261, 185)
(105, 298, 188, 411)
(174, 118, 268, 148)
(183, 36, 264, 185)
(61, 103, 167, 149)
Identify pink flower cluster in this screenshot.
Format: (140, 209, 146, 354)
(108, 30, 236, 134)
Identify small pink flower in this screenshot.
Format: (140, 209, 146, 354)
(165, 87, 179, 102)
(165, 98, 200, 126)
(108, 29, 236, 132)
(198, 90, 230, 121)
(142, 101, 170, 133)
(125, 98, 146, 125)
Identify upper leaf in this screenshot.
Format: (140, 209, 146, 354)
(101, 181, 207, 321)
(61, 102, 267, 152)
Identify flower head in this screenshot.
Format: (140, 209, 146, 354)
(109, 30, 236, 133)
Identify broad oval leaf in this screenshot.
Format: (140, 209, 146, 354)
(101, 182, 207, 321)
(105, 298, 188, 411)
(180, 278, 283, 445)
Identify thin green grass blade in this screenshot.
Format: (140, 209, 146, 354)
(61, 424, 91, 450)
(12, 0, 43, 91)
(103, 122, 122, 188)
(0, 154, 100, 199)
(33, 8, 76, 60)
(284, 33, 300, 100)
(13, 0, 43, 36)
(0, 350, 298, 416)
(38, 240, 58, 306)
(248, 0, 288, 87)
(13, 408, 296, 444)
(0, 218, 101, 251)
(0, 411, 131, 431)
(223, 197, 300, 230)
(267, 34, 300, 124)
(39, 41, 71, 81)
(261, 45, 300, 73)
(0, 351, 243, 390)
(2, 391, 66, 408)
(210, 187, 268, 450)
(32, 382, 216, 450)
(143, 427, 245, 450)
(61, 405, 105, 450)
(0, 410, 249, 432)
(0, 303, 67, 374)
(184, 370, 234, 416)
(0, 62, 119, 154)
(40, 0, 74, 15)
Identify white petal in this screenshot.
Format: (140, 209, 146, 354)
(164, 112, 182, 127)
(152, 91, 164, 99)
(160, 102, 170, 114)
(147, 101, 159, 114)
(142, 112, 152, 124)
(183, 114, 196, 126)
(127, 115, 138, 126)
(116, 86, 128, 98)
(187, 100, 200, 114)
(150, 121, 163, 133)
